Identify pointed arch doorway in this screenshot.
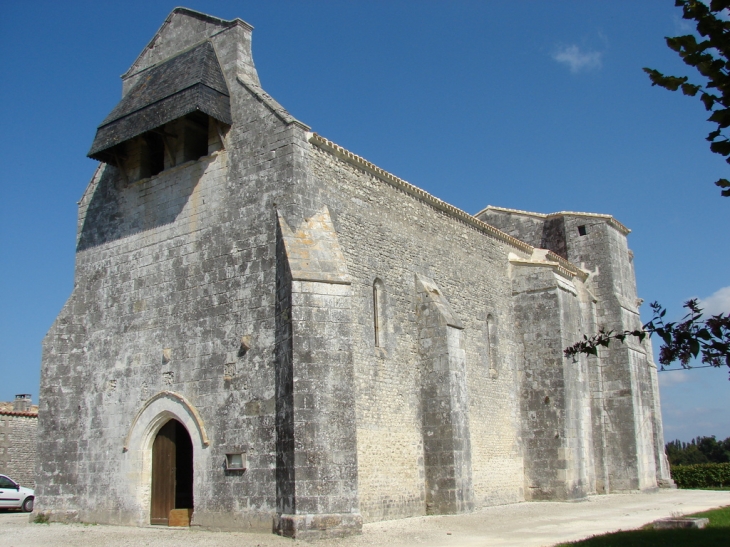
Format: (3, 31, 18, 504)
(150, 419, 194, 525)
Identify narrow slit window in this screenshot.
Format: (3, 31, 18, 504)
(373, 279, 385, 348)
(578, 225, 587, 236)
(487, 314, 497, 378)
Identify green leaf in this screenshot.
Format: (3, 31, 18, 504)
(667, 35, 699, 53)
(709, 1, 730, 13)
(682, 82, 701, 96)
(710, 139, 730, 155)
(644, 68, 688, 91)
(717, 178, 730, 196)
(702, 94, 719, 111)
(708, 108, 730, 127)
(690, 339, 701, 358)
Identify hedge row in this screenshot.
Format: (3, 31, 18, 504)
(670, 462, 730, 488)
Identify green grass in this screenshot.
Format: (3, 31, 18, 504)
(555, 505, 730, 547)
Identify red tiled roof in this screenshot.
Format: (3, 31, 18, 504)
(0, 409, 38, 417)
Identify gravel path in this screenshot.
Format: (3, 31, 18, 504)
(3, 489, 729, 547)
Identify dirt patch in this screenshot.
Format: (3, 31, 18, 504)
(3, 490, 730, 547)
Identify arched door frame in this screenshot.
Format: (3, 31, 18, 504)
(122, 391, 209, 525)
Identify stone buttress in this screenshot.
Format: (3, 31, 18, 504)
(509, 250, 595, 500)
(37, 6, 674, 538)
(415, 275, 474, 514)
(480, 207, 674, 493)
(275, 207, 362, 539)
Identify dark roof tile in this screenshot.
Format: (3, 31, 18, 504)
(88, 41, 231, 162)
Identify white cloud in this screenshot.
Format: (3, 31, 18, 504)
(673, 15, 696, 35)
(698, 286, 730, 316)
(552, 45, 602, 73)
(658, 369, 691, 388)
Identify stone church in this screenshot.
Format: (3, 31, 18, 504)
(37, 8, 673, 538)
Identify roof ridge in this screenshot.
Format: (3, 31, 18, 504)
(169, 7, 249, 29)
(309, 134, 581, 261)
(236, 74, 310, 130)
(122, 8, 252, 80)
(483, 205, 630, 235)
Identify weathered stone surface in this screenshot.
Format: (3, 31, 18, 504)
(652, 517, 709, 529)
(0, 400, 38, 488)
(37, 7, 672, 537)
(480, 207, 673, 492)
(415, 275, 472, 514)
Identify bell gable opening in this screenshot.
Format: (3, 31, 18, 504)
(87, 40, 232, 184)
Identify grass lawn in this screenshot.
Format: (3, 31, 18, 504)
(555, 505, 730, 546)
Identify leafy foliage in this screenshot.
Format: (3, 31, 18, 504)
(644, 0, 730, 196)
(666, 436, 730, 465)
(567, 1, 730, 380)
(671, 462, 730, 488)
(564, 300, 730, 375)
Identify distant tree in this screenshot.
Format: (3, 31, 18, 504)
(643, 0, 730, 197)
(696, 435, 730, 463)
(666, 439, 709, 465)
(666, 436, 730, 465)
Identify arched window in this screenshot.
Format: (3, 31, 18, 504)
(486, 314, 497, 378)
(373, 279, 385, 348)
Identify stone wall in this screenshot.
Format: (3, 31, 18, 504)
(37, 7, 672, 537)
(307, 143, 529, 520)
(274, 208, 362, 539)
(0, 411, 38, 488)
(38, 10, 312, 528)
(478, 207, 673, 492)
(510, 261, 594, 500)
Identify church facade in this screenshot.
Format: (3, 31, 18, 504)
(37, 8, 672, 538)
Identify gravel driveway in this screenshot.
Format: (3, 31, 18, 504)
(3, 489, 729, 547)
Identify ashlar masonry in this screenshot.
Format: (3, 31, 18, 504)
(37, 7, 673, 539)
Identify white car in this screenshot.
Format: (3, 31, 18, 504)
(0, 474, 34, 512)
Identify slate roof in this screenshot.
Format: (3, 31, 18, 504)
(88, 41, 231, 163)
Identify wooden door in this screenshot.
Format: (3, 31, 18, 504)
(150, 420, 177, 525)
(150, 419, 194, 525)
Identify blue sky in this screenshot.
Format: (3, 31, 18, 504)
(1, 1, 728, 443)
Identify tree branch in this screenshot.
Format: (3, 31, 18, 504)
(564, 300, 730, 374)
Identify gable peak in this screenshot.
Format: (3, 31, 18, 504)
(121, 7, 253, 81)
